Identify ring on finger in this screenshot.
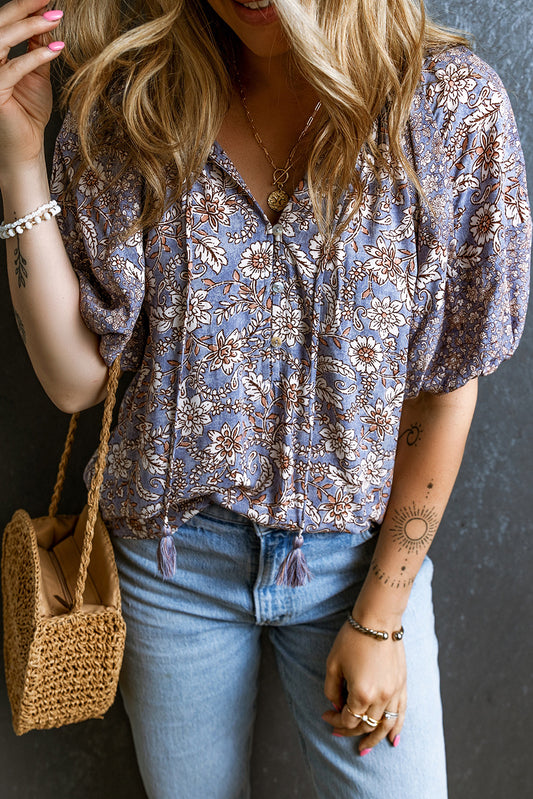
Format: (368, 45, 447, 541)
(345, 705, 381, 728)
(382, 710, 400, 720)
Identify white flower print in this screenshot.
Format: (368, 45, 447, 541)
(319, 489, 358, 529)
(366, 296, 407, 338)
(272, 298, 308, 346)
(279, 371, 312, 414)
(433, 63, 477, 112)
(347, 335, 383, 374)
(359, 452, 387, 491)
(470, 202, 502, 246)
(270, 441, 295, 481)
(239, 241, 273, 279)
(185, 288, 212, 332)
(206, 422, 243, 466)
(205, 328, 245, 375)
(472, 129, 504, 182)
(308, 234, 346, 270)
(365, 236, 404, 286)
(175, 395, 213, 437)
(77, 168, 106, 199)
(107, 443, 133, 480)
(361, 399, 398, 441)
(191, 186, 232, 231)
(319, 422, 358, 460)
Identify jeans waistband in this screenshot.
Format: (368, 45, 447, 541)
(197, 502, 252, 526)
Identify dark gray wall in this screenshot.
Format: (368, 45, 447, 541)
(0, 1, 531, 797)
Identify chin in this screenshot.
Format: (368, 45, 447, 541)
(206, 0, 291, 59)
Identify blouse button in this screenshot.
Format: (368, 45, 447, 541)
(271, 281, 284, 293)
(272, 223, 283, 239)
(271, 335, 283, 348)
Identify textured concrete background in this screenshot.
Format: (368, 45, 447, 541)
(0, 1, 531, 797)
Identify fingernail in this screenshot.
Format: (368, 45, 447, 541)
(331, 702, 341, 711)
(332, 732, 343, 737)
(43, 10, 64, 21)
(47, 41, 65, 52)
(360, 748, 372, 756)
(393, 734, 401, 747)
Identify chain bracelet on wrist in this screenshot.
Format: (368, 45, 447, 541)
(346, 613, 404, 641)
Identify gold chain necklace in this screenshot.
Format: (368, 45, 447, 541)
(235, 70, 321, 212)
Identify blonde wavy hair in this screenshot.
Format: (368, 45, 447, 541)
(53, 0, 468, 241)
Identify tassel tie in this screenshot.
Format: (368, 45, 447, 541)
(157, 530, 177, 579)
(275, 531, 312, 587)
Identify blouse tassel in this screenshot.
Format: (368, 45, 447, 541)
(275, 532, 312, 587)
(157, 533, 177, 579)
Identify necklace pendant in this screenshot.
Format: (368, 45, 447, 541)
(267, 188, 290, 212)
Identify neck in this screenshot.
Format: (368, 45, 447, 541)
(237, 45, 312, 102)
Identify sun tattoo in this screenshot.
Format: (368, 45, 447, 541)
(389, 502, 440, 556)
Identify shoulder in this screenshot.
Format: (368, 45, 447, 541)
(51, 109, 143, 234)
(416, 45, 516, 145)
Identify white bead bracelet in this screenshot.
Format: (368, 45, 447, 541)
(0, 200, 61, 239)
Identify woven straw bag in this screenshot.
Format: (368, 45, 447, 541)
(1, 357, 126, 735)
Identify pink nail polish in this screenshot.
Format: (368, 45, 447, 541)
(393, 734, 401, 747)
(43, 10, 64, 21)
(47, 41, 65, 52)
(331, 702, 341, 712)
(332, 732, 343, 737)
(360, 748, 372, 756)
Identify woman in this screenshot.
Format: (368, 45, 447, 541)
(0, 1, 530, 797)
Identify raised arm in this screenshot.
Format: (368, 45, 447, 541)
(321, 378, 478, 752)
(0, 0, 108, 412)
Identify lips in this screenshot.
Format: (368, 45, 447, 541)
(230, 0, 279, 25)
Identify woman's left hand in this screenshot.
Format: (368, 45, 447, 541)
(321, 619, 407, 754)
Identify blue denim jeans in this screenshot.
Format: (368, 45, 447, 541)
(110, 503, 447, 799)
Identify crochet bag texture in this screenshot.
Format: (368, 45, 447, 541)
(1, 357, 126, 735)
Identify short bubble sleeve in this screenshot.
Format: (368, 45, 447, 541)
(49, 110, 147, 371)
(405, 48, 531, 397)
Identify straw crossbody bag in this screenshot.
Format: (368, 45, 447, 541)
(1, 357, 126, 736)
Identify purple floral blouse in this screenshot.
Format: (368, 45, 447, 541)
(50, 47, 531, 581)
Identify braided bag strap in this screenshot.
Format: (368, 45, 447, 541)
(71, 357, 122, 612)
(48, 413, 80, 518)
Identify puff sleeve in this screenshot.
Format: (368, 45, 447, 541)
(406, 48, 531, 397)
(49, 110, 147, 370)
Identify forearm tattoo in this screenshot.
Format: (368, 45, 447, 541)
(370, 497, 441, 589)
(14, 232, 28, 288)
(14, 310, 26, 345)
(370, 559, 415, 590)
(389, 502, 440, 555)
(398, 421, 423, 446)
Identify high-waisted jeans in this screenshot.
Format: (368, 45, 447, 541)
(110, 503, 447, 799)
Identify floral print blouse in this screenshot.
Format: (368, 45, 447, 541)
(50, 47, 531, 579)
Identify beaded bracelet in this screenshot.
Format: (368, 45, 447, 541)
(0, 200, 61, 239)
(346, 613, 404, 641)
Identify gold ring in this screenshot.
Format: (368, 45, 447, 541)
(345, 705, 381, 727)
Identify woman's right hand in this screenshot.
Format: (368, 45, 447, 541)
(0, 0, 64, 178)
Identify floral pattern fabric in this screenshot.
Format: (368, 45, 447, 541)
(50, 47, 530, 546)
